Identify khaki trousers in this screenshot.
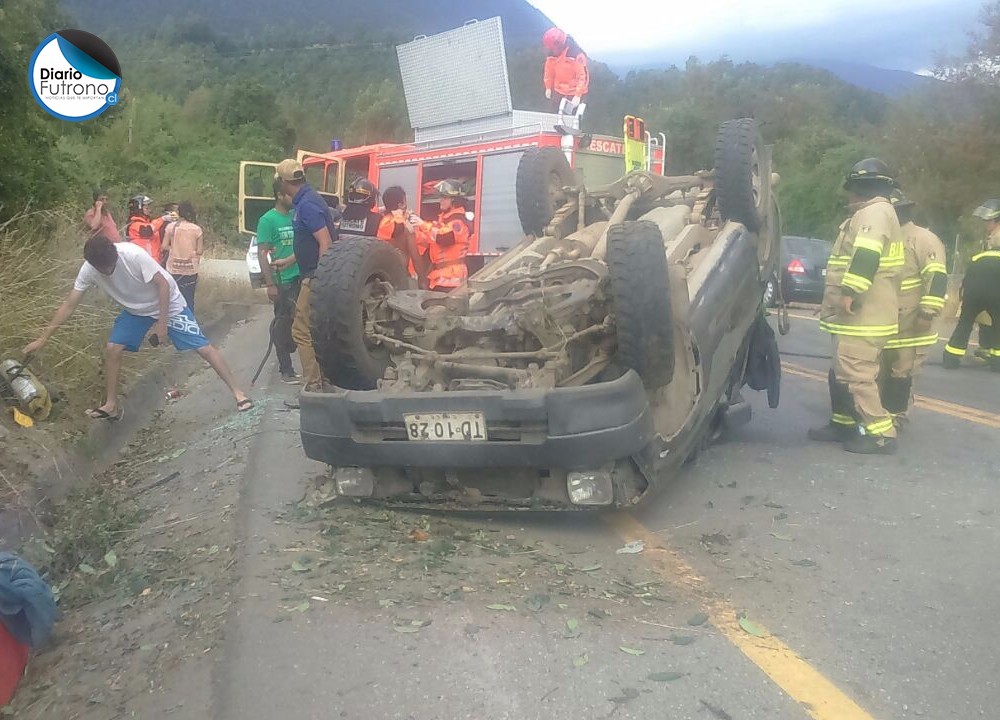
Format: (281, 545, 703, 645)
(831, 334, 896, 438)
(290, 278, 321, 390)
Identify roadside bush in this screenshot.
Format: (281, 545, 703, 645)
(0, 210, 118, 419)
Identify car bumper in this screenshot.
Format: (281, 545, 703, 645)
(782, 274, 825, 303)
(300, 370, 653, 471)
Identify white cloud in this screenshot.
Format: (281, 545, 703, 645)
(528, 0, 968, 56)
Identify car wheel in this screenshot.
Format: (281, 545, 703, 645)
(762, 276, 778, 307)
(714, 118, 766, 232)
(606, 221, 675, 389)
(310, 237, 409, 390)
(515, 146, 576, 236)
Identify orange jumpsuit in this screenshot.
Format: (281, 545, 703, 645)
(377, 214, 417, 277)
(544, 46, 589, 99)
(416, 207, 471, 291)
(126, 214, 160, 263)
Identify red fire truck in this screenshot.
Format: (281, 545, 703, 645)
(240, 18, 665, 280)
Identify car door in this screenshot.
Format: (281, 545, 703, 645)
(238, 161, 278, 237)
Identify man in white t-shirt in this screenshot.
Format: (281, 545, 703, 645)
(23, 235, 252, 419)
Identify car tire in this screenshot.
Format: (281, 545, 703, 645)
(606, 220, 675, 389)
(515, 146, 576, 236)
(715, 118, 765, 232)
(310, 237, 409, 390)
(762, 275, 778, 307)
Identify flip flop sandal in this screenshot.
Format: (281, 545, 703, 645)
(85, 407, 124, 421)
(236, 399, 254, 413)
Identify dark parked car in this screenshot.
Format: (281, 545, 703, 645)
(764, 235, 830, 305)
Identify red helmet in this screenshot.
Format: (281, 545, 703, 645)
(542, 27, 567, 54)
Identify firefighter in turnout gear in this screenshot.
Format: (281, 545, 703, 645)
(879, 191, 948, 424)
(415, 180, 472, 292)
(339, 178, 381, 237)
(943, 199, 1000, 372)
(809, 158, 905, 454)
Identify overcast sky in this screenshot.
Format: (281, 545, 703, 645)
(528, 0, 985, 71)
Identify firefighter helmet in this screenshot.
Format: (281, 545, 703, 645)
(129, 194, 151, 215)
(434, 179, 465, 198)
(542, 27, 567, 54)
(972, 199, 1000, 221)
(889, 189, 915, 210)
(843, 158, 895, 191)
(346, 178, 378, 206)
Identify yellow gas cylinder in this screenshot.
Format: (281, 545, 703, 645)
(0, 359, 51, 421)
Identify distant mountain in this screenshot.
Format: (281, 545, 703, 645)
(62, 0, 553, 48)
(609, 55, 939, 98)
(786, 59, 940, 97)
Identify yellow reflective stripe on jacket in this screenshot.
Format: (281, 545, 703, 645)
(866, 418, 895, 436)
(827, 256, 851, 267)
(919, 295, 946, 308)
(922, 262, 947, 275)
(885, 333, 939, 349)
(853, 235, 884, 254)
(820, 320, 899, 337)
(972, 250, 1000, 261)
(841, 272, 872, 293)
(878, 257, 905, 268)
(832, 413, 855, 426)
(900, 278, 924, 291)
(944, 344, 966, 356)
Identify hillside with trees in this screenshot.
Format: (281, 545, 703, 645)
(2, 0, 999, 257)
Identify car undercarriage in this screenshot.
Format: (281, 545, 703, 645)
(300, 118, 783, 509)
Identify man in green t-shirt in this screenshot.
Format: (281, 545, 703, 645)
(257, 182, 302, 383)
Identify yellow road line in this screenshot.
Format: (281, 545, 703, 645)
(782, 362, 1000, 429)
(606, 513, 876, 720)
(785, 311, 820, 322)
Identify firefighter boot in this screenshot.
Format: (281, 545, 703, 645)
(881, 376, 912, 430)
(809, 369, 856, 441)
(808, 423, 855, 442)
(942, 351, 961, 369)
(843, 433, 898, 455)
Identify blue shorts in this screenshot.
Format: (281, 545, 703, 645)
(109, 308, 209, 352)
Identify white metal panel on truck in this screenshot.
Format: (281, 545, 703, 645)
(396, 17, 512, 131)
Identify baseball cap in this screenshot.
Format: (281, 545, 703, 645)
(275, 159, 305, 182)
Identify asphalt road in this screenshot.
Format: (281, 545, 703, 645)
(204, 307, 998, 720)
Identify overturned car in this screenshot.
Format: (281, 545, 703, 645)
(300, 119, 783, 509)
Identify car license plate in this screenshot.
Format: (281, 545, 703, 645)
(404, 412, 488, 442)
(821, 268, 827, 276)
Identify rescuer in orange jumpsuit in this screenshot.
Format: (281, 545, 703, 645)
(542, 27, 590, 119)
(415, 180, 472, 292)
(376, 185, 425, 283)
(125, 195, 160, 262)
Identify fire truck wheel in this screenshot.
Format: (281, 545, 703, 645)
(516, 146, 576, 236)
(310, 237, 409, 390)
(714, 118, 765, 233)
(606, 220, 675, 389)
